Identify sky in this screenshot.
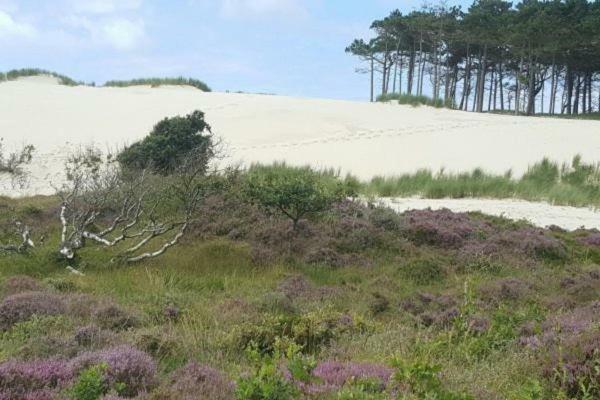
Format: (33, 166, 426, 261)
(0, 0, 471, 100)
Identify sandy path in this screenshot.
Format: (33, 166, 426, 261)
(378, 197, 600, 231)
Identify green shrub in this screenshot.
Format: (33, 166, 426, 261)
(392, 359, 473, 399)
(235, 345, 298, 400)
(233, 309, 368, 355)
(117, 110, 213, 174)
(69, 363, 108, 400)
(376, 93, 453, 108)
(243, 164, 349, 230)
(402, 259, 445, 285)
(105, 76, 211, 91)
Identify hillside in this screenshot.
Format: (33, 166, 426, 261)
(1, 78, 599, 198)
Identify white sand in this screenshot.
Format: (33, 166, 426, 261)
(1, 77, 599, 230)
(378, 197, 600, 231)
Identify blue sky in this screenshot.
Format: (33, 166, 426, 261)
(0, 0, 471, 100)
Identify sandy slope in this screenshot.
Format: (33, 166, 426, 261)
(1, 77, 599, 229)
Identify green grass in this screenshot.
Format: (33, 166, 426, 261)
(377, 93, 454, 109)
(362, 156, 600, 209)
(104, 77, 211, 92)
(0, 68, 83, 86)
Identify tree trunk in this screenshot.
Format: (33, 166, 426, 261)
(549, 59, 556, 114)
(499, 63, 504, 111)
(476, 45, 487, 113)
(408, 47, 415, 95)
(370, 56, 374, 102)
(488, 68, 494, 111)
(573, 74, 580, 115)
(515, 56, 524, 115)
(566, 65, 573, 114)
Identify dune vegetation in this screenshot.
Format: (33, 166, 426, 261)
(363, 157, 600, 209)
(0, 111, 598, 399)
(104, 77, 211, 92)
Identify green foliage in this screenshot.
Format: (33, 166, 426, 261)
(233, 309, 368, 355)
(117, 110, 213, 174)
(243, 164, 350, 229)
(402, 258, 445, 285)
(69, 363, 108, 400)
(235, 344, 298, 400)
(392, 359, 473, 400)
(104, 76, 211, 91)
(377, 93, 453, 108)
(1, 68, 82, 86)
(363, 156, 600, 209)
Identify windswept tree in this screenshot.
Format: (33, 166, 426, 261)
(58, 112, 220, 268)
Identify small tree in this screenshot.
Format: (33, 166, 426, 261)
(243, 164, 348, 230)
(117, 110, 213, 174)
(58, 145, 216, 267)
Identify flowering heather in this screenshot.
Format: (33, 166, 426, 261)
(293, 361, 393, 395)
(1, 276, 43, 296)
(542, 329, 600, 398)
(401, 292, 459, 328)
(491, 228, 567, 260)
(71, 345, 157, 397)
(520, 302, 599, 350)
(577, 230, 600, 246)
(165, 362, 235, 400)
(74, 325, 102, 346)
(404, 209, 489, 249)
(92, 304, 139, 331)
(479, 278, 532, 303)
(277, 276, 338, 301)
(0, 292, 66, 330)
(0, 358, 73, 399)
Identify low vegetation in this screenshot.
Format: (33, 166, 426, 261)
(0, 170, 598, 399)
(377, 93, 453, 109)
(104, 77, 211, 92)
(0, 68, 83, 86)
(364, 156, 600, 209)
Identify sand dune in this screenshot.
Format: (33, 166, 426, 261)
(1, 77, 599, 229)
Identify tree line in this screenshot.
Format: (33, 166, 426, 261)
(346, 0, 600, 115)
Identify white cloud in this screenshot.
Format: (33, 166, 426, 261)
(70, 0, 143, 15)
(0, 9, 36, 38)
(219, 0, 307, 19)
(100, 18, 144, 50)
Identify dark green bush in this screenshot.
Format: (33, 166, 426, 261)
(117, 110, 213, 174)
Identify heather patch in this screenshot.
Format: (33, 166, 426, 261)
(0, 292, 66, 331)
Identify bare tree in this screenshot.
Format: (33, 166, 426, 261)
(0, 139, 35, 189)
(57, 145, 216, 268)
(0, 220, 34, 253)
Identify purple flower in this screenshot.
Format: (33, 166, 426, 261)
(70, 345, 156, 397)
(290, 360, 393, 395)
(166, 362, 234, 400)
(0, 358, 73, 399)
(0, 292, 66, 330)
